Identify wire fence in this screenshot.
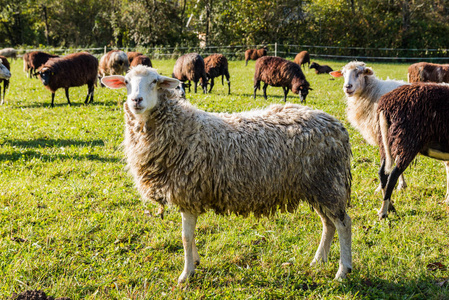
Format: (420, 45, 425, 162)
(15, 43, 449, 62)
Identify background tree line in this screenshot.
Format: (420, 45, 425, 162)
(1, 0, 449, 54)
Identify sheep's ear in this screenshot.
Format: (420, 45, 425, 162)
(102, 75, 126, 89)
(363, 67, 374, 76)
(157, 76, 180, 90)
(329, 70, 343, 78)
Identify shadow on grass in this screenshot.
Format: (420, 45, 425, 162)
(3, 138, 105, 148)
(10, 98, 123, 109)
(0, 150, 120, 163)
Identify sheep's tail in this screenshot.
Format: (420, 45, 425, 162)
(379, 110, 393, 173)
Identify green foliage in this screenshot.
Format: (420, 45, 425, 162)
(1, 58, 449, 299)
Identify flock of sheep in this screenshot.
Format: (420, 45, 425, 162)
(1, 46, 448, 284)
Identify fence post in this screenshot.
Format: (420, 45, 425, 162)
(275, 43, 277, 57)
(104, 46, 107, 55)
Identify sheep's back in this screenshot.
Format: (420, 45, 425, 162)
(255, 56, 303, 87)
(0, 55, 10, 71)
(173, 53, 206, 82)
(204, 54, 228, 78)
(125, 100, 351, 218)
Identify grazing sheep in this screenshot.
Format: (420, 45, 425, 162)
(172, 53, 207, 93)
(127, 51, 143, 65)
(245, 47, 267, 66)
(203, 54, 230, 94)
(407, 62, 449, 83)
(294, 51, 310, 69)
(24, 51, 59, 78)
(377, 83, 449, 219)
(130, 55, 152, 68)
(330, 61, 409, 191)
(99, 50, 129, 77)
(101, 66, 352, 283)
(310, 62, 333, 74)
(254, 56, 311, 103)
(0, 56, 11, 105)
(0, 48, 17, 60)
(37, 52, 98, 107)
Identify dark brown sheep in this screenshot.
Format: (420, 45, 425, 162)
(0, 56, 11, 105)
(407, 62, 449, 83)
(127, 51, 143, 65)
(376, 83, 449, 219)
(24, 51, 59, 79)
(245, 47, 267, 66)
(172, 53, 207, 93)
(310, 62, 333, 74)
(37, 52, 99, 107)
(130, 55, 152, 68)
(254, 56, 312, 103)
(294, 51, 310, 69)
(203, 54, 230, 94)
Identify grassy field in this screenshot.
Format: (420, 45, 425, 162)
(1, 57, 449, 299)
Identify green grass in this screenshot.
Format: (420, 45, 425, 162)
(1, 58, 449, 299)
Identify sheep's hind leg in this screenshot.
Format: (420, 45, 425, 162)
(334, 212, 352, 280)
(282, 87, 288, 102)
(262, 83, 268, 100)
(85, 84, 94, 104)
(65, 88, 71, 106)
(379, 166, 403, 219)
(310, 208, 336, 266)
(444, 161, 449, 204)
(178, 211, 198, 284)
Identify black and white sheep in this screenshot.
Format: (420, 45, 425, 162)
(407, 62, 449, 84)
(0, 56, 11, 105)
(129, 54, 152, 68)
(101, 65, 353, 283)
(245, 47, 267, 66)
(24, 51, 59, 78)
(330, 61, 409, 191)
(377, 83, 449, 219)
(172, 53, 208, 94)
(99, 50, 129, 77)
(203, 54, 230, 94)
(37, 52, 99, 107)
(310, 62, 333, 74)
(254, 56, 311, 103)
(294, 51, 310, 69)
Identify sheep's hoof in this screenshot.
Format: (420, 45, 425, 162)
(334, 265, 351, 280)
(397, 182, 407, 191)
(178, 270, 195, 284)
(374, 185, 382, 194)
(378, 211, 388, 220)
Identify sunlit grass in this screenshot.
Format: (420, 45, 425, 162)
(1, 57, 449, 299)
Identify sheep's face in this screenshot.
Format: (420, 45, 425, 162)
(38, 68, 52, 86)
(292, 78, 311, 102)
(341, 63, 374, 97)
(101, 66, 180, 116)
(0, 60, 11, 80)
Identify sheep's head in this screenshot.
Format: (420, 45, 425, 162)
(309, 62, 319, 69)
(0, 59, 11, 80)
(37, 67, 53, 86)
(292, 78, 312, 102)
(101, 65, 180, 116)
(331, 61, 374, 97)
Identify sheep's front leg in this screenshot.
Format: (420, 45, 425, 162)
(178, 211, 198, 284)
(262, 83, 268, 99)
(65, 88, 71, 106)
(334, 212, 352, 280)
(311, 208, 336, 266)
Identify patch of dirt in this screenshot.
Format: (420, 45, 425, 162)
(9, 290, 71, 300)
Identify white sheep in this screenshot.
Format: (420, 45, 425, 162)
(102, 66, 353, 283)
(0, 57, 11, 105)
(331, 61, 409, 191)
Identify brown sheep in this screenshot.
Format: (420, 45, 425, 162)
(24, 51, 59, 79)
(203, 54, 230, 94)
(37, 52, 99, 107)
(130, 55, 152, 68)
(127, 51, 143, 65)
(377, 83, 449, 219)
(294, 51, 310, 69)
(99, 50, 129, 77)
(254, 56, 312, 103)
(407, 62, 449, 83)
(310, 62, 333, 74)
(245, 47, 267, 66)
(172, 53, 207, 93)
(0, 56, 11, 105)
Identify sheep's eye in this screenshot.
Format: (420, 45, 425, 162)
(152, 79, 157, 84)
(124, 80, 129, 85)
